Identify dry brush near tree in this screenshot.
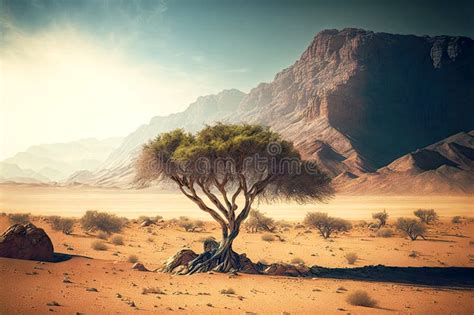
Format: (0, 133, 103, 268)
(135, 123, 333, 273)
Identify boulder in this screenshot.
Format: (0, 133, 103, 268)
(162, 249, 198, 273)
(0, 223, 54, 261)
(140, 219, 154, 227)
(263, 263, 310, 277)
(131, 262, 149, 272)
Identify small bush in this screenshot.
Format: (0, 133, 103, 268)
(179, 219, 204, 232)
(80, 210, 123, 233)
(376, 228, 393, 238)
(345, 252, 358, 265)
(304, 212, 352, 239)
(290, 257, 305, 265)
(246, 209, 275, 233)
(8, 213, 30, 224)
(91, 241, 108, 251)
(346, 290, 377, 307)
(372, 210, 389, 228)
(128, 254, 139, 263)
(142, 287, 165, 295)
(219, 288, 235, 295)
(97, 231, 109, 240)
(147, 237, 154, 243)
(111, 235, 124, 245)
(396, 218, 427, 240)
(261, 233, 275, 242)
(414, 209, 438, 224)
(50, 216, 75, 234)
(452, 216, 462, 224)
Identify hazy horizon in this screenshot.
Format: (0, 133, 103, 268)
(1, 0, 473, 160)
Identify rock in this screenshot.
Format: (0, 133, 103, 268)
(162, 249, 198, 273)
(140, 219, 154, 227)
(131, 262, 149, 272)
(86, 287, 98, 292)
(203, 238, 219, 253)
(263, 263, 311, 277)
(0, 224, 54, 261)
(46, 301, 60, 306)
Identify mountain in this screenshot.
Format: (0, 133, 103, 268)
(65, 89, 246, 186)
(334, 131, 474, 194)
(68, 28, 474, 193)
(1, 137, 123, 183)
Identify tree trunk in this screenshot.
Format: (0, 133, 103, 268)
(187, 234, 240, 274)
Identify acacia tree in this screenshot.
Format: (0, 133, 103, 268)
(135, 124, 333, 273)
(372, 210, 389, 229)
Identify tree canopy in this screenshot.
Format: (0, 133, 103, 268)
(135, 123, 334, 273)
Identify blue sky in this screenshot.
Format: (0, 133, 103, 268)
(1, 0, 473, 158)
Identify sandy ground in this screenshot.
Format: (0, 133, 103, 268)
(1, 184, 473, 219)
(1, 214, 473, 314)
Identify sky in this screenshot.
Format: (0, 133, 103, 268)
(1, 0, 473, 160)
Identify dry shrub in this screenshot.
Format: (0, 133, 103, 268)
(97, 231, 109, 240)
(7, 213, 30, 224)
(111, 235, 124, 245)
(345, 252, 358, 265)
(452, 216, 462, 224)
(376, 228, 393, 238)
(142, 287, 165, 295)
(81, 210, 123, 233)
(290, 257, 305, 265)
(91, 240, 108, 251)
(261, 233, 275, 242)
(50, 216, 75, 234)
(147, 237, 154, 243)
(246, 209, 275, 233)
(304, 212, 351, 238)
(128, 254, 139, 263)
(414, 209, 438, 224)
(219, 288, 235, 295)
(372, 210, 389, 228)
(346, 290, 377, 307)
(396, 218, 427, 240)
(179, 219, 204, 232)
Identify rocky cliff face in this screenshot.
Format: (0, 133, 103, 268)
(230, 28, 474, 169)
(69, 29, 474, 193)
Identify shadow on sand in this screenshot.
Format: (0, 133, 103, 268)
(51, 252, 92, 263)
(309, 265, 474, 289)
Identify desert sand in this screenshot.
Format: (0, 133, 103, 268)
(1, 207, 473, 314)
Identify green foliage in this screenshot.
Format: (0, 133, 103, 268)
(304, 212, 351, 239)
(396, 217, 427, 240)
(80, 210, 123, 233)
(414, 209, 438, 224)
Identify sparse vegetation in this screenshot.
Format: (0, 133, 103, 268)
(135, 124, 333, 273)
(304, 212, 351, 239)
(219, 288, 236, 295)
(91, 240, 108, 251)
(396, 218, 427, 240)
(376, 228, 393, 238)
(128, 254, 139, 263)
(346, 290, 377, 307)
(7, 213, 30, 224)
(372, 210, 389, 228)
(111, 235, 124, 245)
(414, 209, 438, 225)
(50, 216, 75, 234)
(80, 210, 123, 233)
(261, 233, 275, 242)
(246, 209, 275, 233)
(179, 218, 204, 232)
(142, 287, 165, 295)
(452, 216, 462, 224)
(345, 252, 358, 264)
(97, 231, 109, 240)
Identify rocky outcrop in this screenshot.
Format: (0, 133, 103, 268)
(0, 223, 54, 261)
(162, 249, 198, 273)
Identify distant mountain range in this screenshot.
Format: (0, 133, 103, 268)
(0, 137, 123, 183)
(2, 28, 473, 194)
